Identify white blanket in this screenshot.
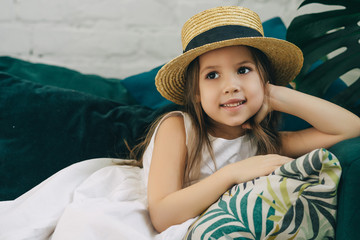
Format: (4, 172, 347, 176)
(0, 158, 195, 240)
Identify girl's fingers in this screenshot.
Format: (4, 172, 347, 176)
(253, 83, 273, 126)
(242, 121, 251, 129)
(254, 101, 269, 123)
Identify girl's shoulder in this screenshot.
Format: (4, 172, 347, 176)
(159, 110, 187, 122)
(155, 111, 192, 140)
(157, 111, 186, 134)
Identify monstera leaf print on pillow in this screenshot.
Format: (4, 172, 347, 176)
(185, 148, 341, 240)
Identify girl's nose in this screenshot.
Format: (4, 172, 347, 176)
(224, 75, 241, 94)
(224, 87, 239, 94)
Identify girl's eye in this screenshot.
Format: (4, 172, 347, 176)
(206, 72, 219, 79)
(238, 67, 250, 74)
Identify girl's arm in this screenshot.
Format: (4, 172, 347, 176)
(268, 84, 360, 157)
(147, 115, 291, 232)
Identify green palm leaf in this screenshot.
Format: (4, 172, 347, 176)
(253, 194, 264, 239)
(265, 203, 276, 235)
(286, 0, 360, 116)
(230, 186, 241, 221)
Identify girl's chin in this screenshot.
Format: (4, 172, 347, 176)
(217, 118, 248, 128)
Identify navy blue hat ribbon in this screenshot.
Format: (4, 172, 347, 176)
(184, 25, 263, 53)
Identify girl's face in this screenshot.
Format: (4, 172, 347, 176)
(198, 45, 265, 139)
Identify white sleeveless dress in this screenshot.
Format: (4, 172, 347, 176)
(0, 111, 257, 240)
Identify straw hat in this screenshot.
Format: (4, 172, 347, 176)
(155, 6, 303, 105)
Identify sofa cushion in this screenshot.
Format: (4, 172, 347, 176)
(185, 149, 341, 240)
(0, 56, 136, 105)
(0, 72, 177, 200)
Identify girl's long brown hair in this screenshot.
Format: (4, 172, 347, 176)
(246, 47, 282, 155)
(128, 46, 281, 186)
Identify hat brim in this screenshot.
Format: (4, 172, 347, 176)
(155, 37, 303, 105)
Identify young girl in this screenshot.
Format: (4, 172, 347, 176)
(134, 6, 360, 233)
(1, 5, 359, 240)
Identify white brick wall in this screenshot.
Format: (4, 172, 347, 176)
(0, 0, 327, 79)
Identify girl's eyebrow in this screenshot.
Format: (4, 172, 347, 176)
(236, 60, 255, 66)
(199, 65, 220, 75)
(200, 60, 255, 75)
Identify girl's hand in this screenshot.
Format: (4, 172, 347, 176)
(226, 154, 293, 184)
(242, 83, 274, 129)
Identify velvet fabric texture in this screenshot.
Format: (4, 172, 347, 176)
(0, 72, 178, 200)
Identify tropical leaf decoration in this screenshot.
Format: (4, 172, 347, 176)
(286, 0, 360, 116)
(184, 149, 341, 240)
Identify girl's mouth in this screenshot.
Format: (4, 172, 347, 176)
(220, 100, 246, 107)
